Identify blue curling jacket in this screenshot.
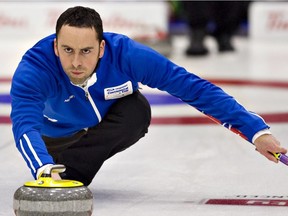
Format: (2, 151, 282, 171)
(10, 33, 269, 179)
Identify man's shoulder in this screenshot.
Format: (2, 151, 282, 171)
(18, 34, 58, 73)
(103, 32, 128, 39)
(34, 34, 56, 47)
(103, 32, 131, 45)
(25, 34, 56, 60)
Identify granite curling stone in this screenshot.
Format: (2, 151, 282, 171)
(13, 164, 93, 216)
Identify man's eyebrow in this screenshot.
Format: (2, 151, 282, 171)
(61, 45, 94, 50)
(61, 45, 71, 48)
(81, 47, 94, 50)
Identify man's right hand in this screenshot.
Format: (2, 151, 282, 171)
(51, 172, 62, 180)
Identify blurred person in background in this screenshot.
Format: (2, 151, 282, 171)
(181, 1, 250, 56)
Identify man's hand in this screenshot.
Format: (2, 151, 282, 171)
(254, 134, 287, 163)
(37, 164, 63, 180)
(51, 172, 62, 180)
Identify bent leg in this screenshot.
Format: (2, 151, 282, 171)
(50, 90, 151, 185)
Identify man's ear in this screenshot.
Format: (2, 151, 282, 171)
(99, 40, 105, 58)
(54, 38, 59, 57)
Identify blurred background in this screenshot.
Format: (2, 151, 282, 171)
(0, 0, 287, 74)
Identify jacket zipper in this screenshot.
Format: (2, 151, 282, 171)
(84, 88, 102, 122)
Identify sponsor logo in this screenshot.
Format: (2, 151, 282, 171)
(268, 11, 288, 31)
(0, 14, 27, 27)
(205, 195, 288, 206)
(64, 95, 75, 103)
(104, 81, 133, 100)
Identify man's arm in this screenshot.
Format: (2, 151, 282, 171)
(117, 36, 287, 163)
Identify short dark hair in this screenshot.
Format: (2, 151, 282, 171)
(56, 6, 103, 41)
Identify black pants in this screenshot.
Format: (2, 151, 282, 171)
(182, 1, 250, 36)
(44, 90, 151, 186)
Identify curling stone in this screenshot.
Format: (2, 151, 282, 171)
(13, 164, 93, 216)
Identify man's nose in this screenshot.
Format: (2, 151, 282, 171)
(72, 54, 82, 68)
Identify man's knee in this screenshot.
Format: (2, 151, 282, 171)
(120, 91, 151, 135)
(106, 91, 151, 155)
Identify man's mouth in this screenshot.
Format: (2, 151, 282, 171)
(71, 71, 83, 75)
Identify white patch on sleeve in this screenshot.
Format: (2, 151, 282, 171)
(104, 81, 133, 100)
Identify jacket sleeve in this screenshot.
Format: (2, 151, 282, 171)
(120, 37, 269, 143)
(15, 131, 54, 179)
(10, 52, 56, 179)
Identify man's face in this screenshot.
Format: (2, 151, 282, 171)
(54, 25, 105, 85)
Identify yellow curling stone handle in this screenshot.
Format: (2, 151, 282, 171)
(24, 164, 84, 188)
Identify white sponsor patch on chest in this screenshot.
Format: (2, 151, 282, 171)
(104, 81, 133, 100)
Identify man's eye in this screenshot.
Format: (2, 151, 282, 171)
(82, 49, 91, 54)
(64, 48, 73, 53)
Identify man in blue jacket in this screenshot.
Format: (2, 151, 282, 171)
(10, 6, 287, 186)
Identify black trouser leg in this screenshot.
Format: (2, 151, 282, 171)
(47, 90, 151, 186)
